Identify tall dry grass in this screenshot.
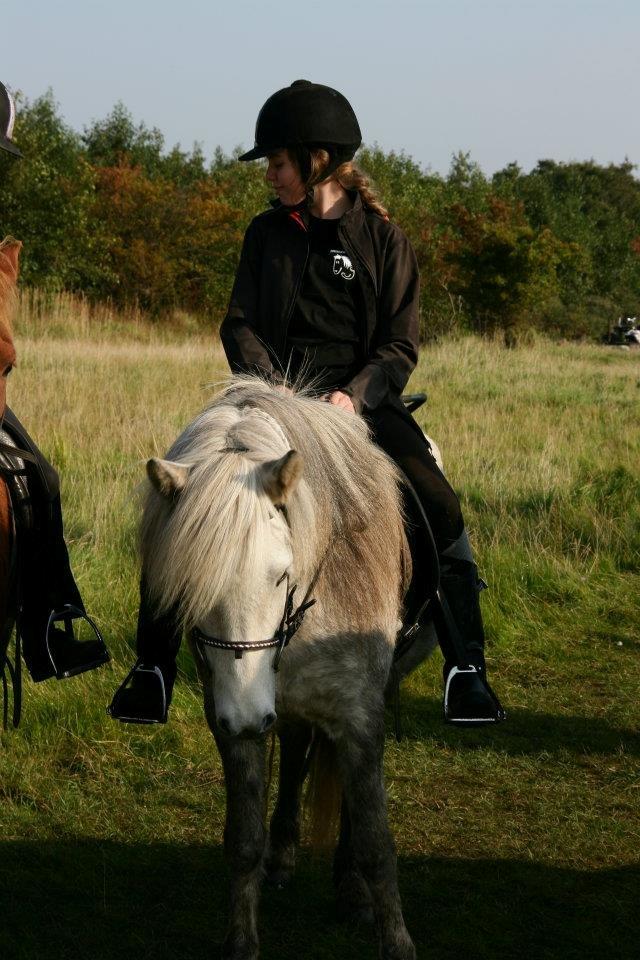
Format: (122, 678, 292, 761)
(0, 291, 637, 960)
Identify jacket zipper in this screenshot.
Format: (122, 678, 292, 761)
(281, 217, 310, 357)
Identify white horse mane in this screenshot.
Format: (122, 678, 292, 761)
(141, 376, 406, 630)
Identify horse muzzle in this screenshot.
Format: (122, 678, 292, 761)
(216, 711, 277, 740)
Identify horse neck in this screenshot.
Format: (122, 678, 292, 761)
(0, 317, 16, 421)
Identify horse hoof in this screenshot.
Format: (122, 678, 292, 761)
(222, 938, 259, 960)
(265, 842, 296, 888)
(340, 902, 374, 926)
(336, 870, 374, 926)
(265, 866, 292, 890)
(381, 937, 417, 960)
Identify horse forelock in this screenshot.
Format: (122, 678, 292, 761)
(141, 377, 406, 631)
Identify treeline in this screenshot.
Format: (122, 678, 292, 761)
(1, 91, 639, 340)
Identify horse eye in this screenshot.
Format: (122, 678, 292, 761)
(276, 572, 288, 587)
(2, 364, 13, 377)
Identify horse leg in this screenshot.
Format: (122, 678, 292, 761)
(333, 798, 375, 925)
(336, 720, 416, 960)
(266, 719, 311, 887)
(215, 730, 267, 960)
(198, 654, 266, 957)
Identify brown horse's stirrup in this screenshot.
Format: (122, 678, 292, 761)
(45, 604, 110, 680)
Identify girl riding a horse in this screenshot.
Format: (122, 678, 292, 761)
(111, 80, 504, 727)
(0, 80, 109, 687)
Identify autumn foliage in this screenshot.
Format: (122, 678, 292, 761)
(1, 92, 639, 341)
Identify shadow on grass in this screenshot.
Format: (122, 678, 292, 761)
(0, 840, 636, 960)
(394, 690, 640, 758)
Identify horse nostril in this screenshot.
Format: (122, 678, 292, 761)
(218, 717, 231, 736)
(261, 712, 277, 734)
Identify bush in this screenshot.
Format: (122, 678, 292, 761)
(1, 93, 639, 338)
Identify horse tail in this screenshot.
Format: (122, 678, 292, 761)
(304, 728, 342, 851)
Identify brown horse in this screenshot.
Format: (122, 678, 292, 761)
(0, 238, 20, 660)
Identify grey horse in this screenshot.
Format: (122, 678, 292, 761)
(141, 378, 417, 960)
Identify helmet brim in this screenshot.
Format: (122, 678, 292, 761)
(238, 145, 270, 162)
(0, 136, 22, 158)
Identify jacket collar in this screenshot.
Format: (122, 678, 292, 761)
(272, 192, 376, 292)
(271, 190, 366, 227)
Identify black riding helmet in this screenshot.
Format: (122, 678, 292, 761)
(0, 82, 22, 157)
(239, 80, 361, 183)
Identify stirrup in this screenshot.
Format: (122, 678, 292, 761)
(45, 604, 110, 680)
(443, 664, 506, 725)
(108, 661, 168, 724)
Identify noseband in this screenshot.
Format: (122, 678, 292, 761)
(191, 574, 318, 672)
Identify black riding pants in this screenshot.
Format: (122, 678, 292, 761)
(365, 403, 464, 551)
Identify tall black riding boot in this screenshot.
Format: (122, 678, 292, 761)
(435, 531, 506, 725)
(19, 504, 110, 682)
(108, 581, 181, 724)
(2, 409, 109, 682)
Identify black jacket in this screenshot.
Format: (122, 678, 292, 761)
(220, 193, 420, 413)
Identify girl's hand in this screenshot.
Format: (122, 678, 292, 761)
(323, 391, 355, 414)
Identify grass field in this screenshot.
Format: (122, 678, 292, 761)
(1, 296, 638, 960)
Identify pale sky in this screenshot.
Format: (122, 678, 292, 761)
(3, 0, 638, 175)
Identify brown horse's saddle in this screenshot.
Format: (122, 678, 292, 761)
(0, 426, 34, 533)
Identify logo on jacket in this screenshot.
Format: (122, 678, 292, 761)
(330, 249, 355, 281)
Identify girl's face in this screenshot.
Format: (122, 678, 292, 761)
(265, 150, 305, 206)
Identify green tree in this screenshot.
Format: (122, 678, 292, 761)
(84, 103, 207, 186)
(0, 91, 110, 291)
(448, 196, 570, 341)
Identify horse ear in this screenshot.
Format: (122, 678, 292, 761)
(147, 458, 190, 499)
(261, 450, 303, 506)
(0, 238, 22, 282)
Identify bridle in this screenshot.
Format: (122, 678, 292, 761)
(191, 571, 320, 672)
(189, 479, 342, 672)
